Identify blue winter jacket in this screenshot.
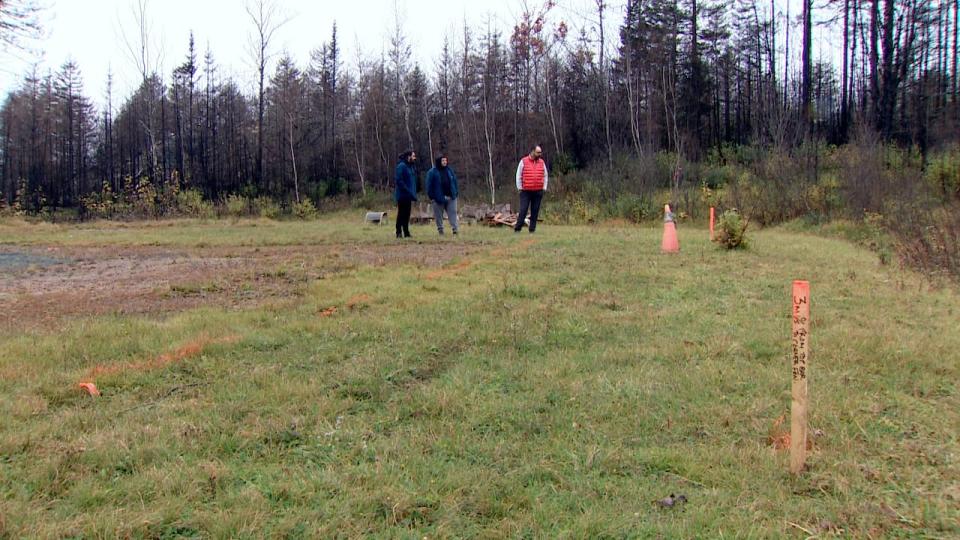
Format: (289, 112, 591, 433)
(426, 166, 459, 203)
(393, 160, 419, 203)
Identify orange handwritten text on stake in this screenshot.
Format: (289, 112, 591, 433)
(792, 282, 810, 382)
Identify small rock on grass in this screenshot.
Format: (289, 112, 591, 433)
(656, 493, 688, 508)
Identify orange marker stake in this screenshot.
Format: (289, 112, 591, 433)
(709, 207, 715, 241)
(661, 205, 679, 253)
(790, 281, 810, 474)
(78, 382, 101, 397)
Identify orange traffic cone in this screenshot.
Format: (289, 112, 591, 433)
(661, 204, 679, 253)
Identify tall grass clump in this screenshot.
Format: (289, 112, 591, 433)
(253, 196, 281, 219)
(175, 189, 215, 219)
(222, 194, 249, 218)
(713, 208, 749, 249)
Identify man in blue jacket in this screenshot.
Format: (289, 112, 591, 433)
(393, 150, 418, 238)
(426, 154, 460, 236)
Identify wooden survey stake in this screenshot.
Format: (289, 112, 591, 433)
(791, 281, 810, 474)
(709, 207, 715, 241)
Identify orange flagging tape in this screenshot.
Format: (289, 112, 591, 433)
(79, 334, 242, 395)
(78, 382, 101, 397)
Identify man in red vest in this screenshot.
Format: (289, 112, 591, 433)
(514, 145, 548, 233)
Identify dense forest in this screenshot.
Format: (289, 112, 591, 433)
(1, 0, 959, 226)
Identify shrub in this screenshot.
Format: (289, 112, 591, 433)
(613, 193, 654, 223)
(351, 190, 383, 210)
(225, 194, 251, 218)
(292, 198, 318, 220)
(714, 209, 749, 249)
(156, 173, 182, 214)
(130, 177, 160, 217)
(806, 172, 843, 219)
(13, 178, 45, 215)
(889, 202, 960, 279)
(563, 195, 600, 224)
(925, 147, 960, 201)
(836, 136, 927, 218)
(176, 189, 214, 218)
(80, 181, 117, 219)
(552, 151, 577, 176)
(701, 164, 735, 191)
(253, 196, 281, 219)
(322, 178, 349, 197)
(863, 212, 893, 265)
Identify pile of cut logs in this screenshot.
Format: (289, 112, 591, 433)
(460, 203, 524, 227)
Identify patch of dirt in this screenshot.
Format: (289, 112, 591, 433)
(0, 242, 475, 331)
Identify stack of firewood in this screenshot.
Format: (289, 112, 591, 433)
(460, 203, 524, 227)
(486, 212, 520, 227)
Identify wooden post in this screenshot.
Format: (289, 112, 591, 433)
(791, 281, 810, 475)
(709, 207, 716, 241)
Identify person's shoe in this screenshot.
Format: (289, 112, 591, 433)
(452, 230, 458, 236)
(438, 230, 444, 236)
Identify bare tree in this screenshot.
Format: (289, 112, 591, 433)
(350, 39, 369, 195)
(0, 0, 42, 51)
(481, 20, 503, 205)
(389, 0, 414, 148)
(840, 0, 852, 141)
(621, 0, 643, 155)
(246, 0, 289, 186)
(595, 0, 612, 165)
(118, 0, 164, 180)
(802, 0, 813, 132)
(953, 0, 960, 113)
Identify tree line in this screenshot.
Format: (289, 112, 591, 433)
(1, 0, 958, 213)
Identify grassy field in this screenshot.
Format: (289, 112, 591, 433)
(1, 214, 958, 538)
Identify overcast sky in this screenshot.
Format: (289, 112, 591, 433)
(0, 0, 627, 104)
(1, 1, 843, 107)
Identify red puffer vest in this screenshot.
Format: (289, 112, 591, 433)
(520, 156, 546, 191)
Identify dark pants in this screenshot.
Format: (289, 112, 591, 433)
(396, 200, 412, 237)
(515, 190, 544, 232)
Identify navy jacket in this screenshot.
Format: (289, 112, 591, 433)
(426, 166, 459, 203)
(393, 160, 419, 203)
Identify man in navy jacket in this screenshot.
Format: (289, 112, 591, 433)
(394, 150, 418, 238)
(426, 154, 460, 235)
